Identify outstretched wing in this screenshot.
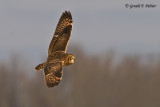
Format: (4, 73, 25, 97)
(44, 62, 63, 87)
(48, 11, 73, 56)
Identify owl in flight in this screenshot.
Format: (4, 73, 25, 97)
(35, 11, 75, 87)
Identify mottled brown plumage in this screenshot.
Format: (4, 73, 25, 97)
(35, 11, 75, 87)
(48, 11, 72, 55)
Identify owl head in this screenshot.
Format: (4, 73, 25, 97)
(64, 54, 75, 66)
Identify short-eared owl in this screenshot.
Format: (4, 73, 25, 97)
(35, 11, 75, 87)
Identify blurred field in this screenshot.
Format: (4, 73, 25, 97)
(0, 46, 160, 107)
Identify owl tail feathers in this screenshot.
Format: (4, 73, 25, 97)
(35, 62, 46, 71)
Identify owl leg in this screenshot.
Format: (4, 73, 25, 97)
(35, 62, 46, 71)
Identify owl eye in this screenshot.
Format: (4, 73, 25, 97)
(70, 57, 73, 60)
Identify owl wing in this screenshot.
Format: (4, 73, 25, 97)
(44, 62, 63, 87)
(48, 11, 73, 56)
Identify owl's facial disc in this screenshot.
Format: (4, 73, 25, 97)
(69, 56, 75, 64)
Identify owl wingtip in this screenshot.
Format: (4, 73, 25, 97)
(64, 10, 70, 13)
(63, 10, 72, 16)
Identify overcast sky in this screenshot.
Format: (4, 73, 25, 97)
(0, 0, 160, 63)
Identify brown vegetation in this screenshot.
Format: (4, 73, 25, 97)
(0, 47, 160, 107)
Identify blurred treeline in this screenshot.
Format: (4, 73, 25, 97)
(0, 46, 160, 107)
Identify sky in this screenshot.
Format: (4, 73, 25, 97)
(0, 0, 160, 64)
